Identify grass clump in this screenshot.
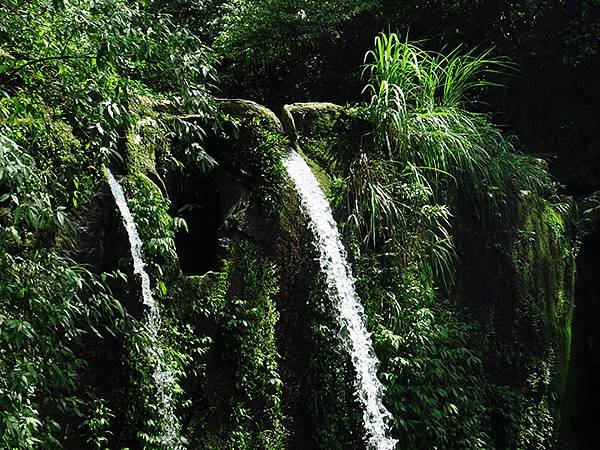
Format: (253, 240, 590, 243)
(349, 32, 557, 282)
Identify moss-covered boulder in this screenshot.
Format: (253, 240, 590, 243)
(218, 98, 283, 133)
(560, 191, 600, 449)
(281, 102, 371, 180)
(70, 98, 300, 448)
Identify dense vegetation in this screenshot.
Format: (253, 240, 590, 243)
(323, 33, 567, 449)
(0, 0, 596, 448)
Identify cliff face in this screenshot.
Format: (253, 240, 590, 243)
(561, 193, 600, 449)
(455, 191, 576, 446)
(74, 98, 366, 448)
(69, 99, 290, 447)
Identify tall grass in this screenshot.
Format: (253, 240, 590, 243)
(346, 33, 561, 449)
(348, 32, 556, 284)
(362, 32, 554, 201)
(346, 152, 455, 285)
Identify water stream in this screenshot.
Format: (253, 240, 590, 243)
(105, 168, 182, 448)
(283, 150, 397, 450)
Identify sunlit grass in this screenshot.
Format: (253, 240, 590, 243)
(349, 32, 557, 284)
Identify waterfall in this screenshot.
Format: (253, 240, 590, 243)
(105, 168, 182, 448)
(283, 150, 397, 450)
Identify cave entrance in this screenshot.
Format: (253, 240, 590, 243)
(171, 175, 221, 276)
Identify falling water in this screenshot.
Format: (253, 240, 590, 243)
(283, 151, 397, 450)
(105, 168, 182, 448)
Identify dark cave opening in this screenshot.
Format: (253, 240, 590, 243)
(171, 175, 222, 276)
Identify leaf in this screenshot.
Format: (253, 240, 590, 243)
(158, 280, 167, 296)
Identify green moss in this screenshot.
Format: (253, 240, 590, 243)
(288, 103, 371, 180)
(542, 201, 566, 236)
(509, 192, 576, 440)
(184, 103, 288, 214)
(301, 150, 334, 196)
(218, 99, 282, 134)
(183, 240, 286, 449)
(122, 173, 178, 283)
(125, 124, 158, 177)
(123, 104, 173, 199)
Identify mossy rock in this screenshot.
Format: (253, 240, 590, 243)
(125, 124, 160, 180)
(124, 98, 171, 195)
(217, 98, 283, 133)
(511, 191, 575, 393)
(180, 99, 288, 213)
(281, 102, 372, 179)
(455, 190, 576, 444)
(560, 190, 600, 448)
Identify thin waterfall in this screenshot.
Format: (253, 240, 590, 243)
(283, 151, 397, 450)
(105, 168, 182, 448)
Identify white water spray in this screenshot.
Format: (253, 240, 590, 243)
(283, 151, 397, 450)
(105, 168, 182, 448)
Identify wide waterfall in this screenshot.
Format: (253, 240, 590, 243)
(283, 151, 397, 450)
(105, 168, 182, 448)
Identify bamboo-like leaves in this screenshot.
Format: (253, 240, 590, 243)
(363, 32, 555, 202)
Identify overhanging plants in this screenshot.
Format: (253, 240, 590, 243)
(362, 32, 555, 206)
(346, 32, 558, 284)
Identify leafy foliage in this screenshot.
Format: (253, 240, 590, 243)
(0, 151, 127, 445)
(363, 33, 555, 205)
(188, 241, 286, 449)
(0, 0, 586, 447)
(0, 135, 72, 237)
(343, 33, 558, 286)
(327, 34, 566, 449)
(0, 249, 123, 447)
(0, 1, 218, 446)
(203, 114, 288, 213)
(353, 252, 492, 449)
(1, 0, 218, 186)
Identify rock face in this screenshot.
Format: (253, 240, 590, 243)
(218, 98, 283, 133)
(561, 192, 600, 449)
(72, 98, 580, 448)
(281, 101, 579, 446)
(281, 102, 344, 143)
(281, 102, 372, 178)
(71, 99, 295, 447)
(455, 190, 576, 445)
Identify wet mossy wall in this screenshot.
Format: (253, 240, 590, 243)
(98, 98, 366, 448)
(560, 192, 600, 449)
(511, 194, 575, 395)
(281, 102, 371, 196)
(68, 99, 295, 448)
(455, 191, 576, 447)
(287, 101, 578, 448)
